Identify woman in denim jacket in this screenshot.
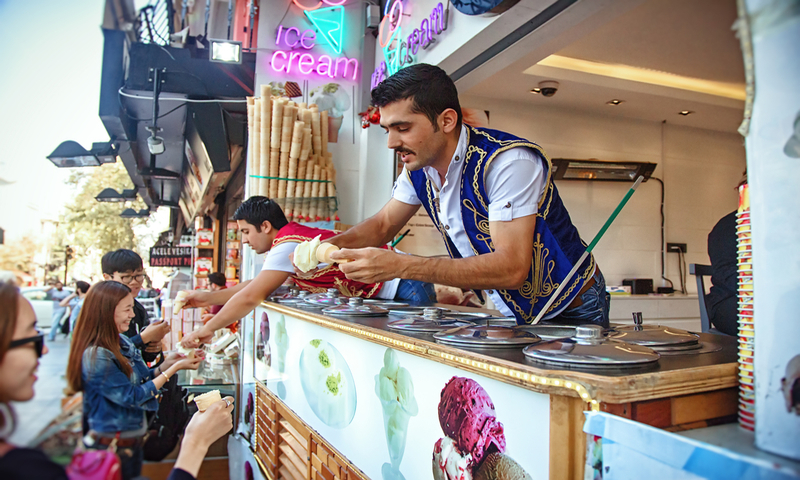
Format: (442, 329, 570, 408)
(66, 281, 204, 479)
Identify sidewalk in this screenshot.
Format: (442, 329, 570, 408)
(9, 329, 69, 446)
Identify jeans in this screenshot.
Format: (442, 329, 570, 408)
(48, 308, 66, 341)
(394, 279, 437, 305)
(552, 270, 610, 327)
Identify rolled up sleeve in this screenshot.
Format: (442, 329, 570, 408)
(485, 148, 546, 222)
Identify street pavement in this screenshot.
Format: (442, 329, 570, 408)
(8, 328, 69, 446)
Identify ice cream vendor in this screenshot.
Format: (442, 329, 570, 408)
(326, 64, 610, 326)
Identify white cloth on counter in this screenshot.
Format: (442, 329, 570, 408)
(262, 240, 399, 299)
(391, 124, 547, 317)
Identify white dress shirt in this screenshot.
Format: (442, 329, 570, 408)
(392, 125, 547, 317)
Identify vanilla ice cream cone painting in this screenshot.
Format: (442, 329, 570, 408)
(375, 348, 419, 470)
(299, 339, 356, 428)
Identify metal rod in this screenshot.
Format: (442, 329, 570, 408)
(531, 175, 644, 325)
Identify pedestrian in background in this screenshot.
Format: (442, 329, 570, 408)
(59, 281, 90, 334)
(46, 280, 70, 342)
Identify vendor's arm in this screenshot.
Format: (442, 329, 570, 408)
(334, 215, 535, 289)
(181, 270, 289, 347)
(181, 280, 251, 308)
(327, 198, 419, 249)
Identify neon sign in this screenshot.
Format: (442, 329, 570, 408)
(292, 0, 346, 11)
(371, 1, 448, 89)
(270, 51, 359, 80)
(275, 26, 317, 49)
(304, 6, 344, 54)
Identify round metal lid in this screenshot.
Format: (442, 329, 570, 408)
(322, 297, 389, 316)
(609, 324, 699, 347)
(388, 306, 451, 317)
(304, 288, 345, 306)
(514, 325, 579, 341)
(522, 325, 660, 368)
(275, 290, 310, 305)
(362, 299, 410, 308)
(433, 325, 541, 348)
(471, 317, 520, 327)
(387, 307, 475, 332)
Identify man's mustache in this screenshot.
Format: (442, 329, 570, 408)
(395, 148, 416, 156)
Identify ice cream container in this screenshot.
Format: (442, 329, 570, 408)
(433, 325, 541, 349)
(523, 325, 660, 368)
(322, 297, 389, 316)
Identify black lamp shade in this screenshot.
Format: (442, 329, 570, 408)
(47, 141, 101, 168)
(96, 188, 125, 202)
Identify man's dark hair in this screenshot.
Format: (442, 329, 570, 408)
(371, 63, 462, 131)
(207, 272, 226, 287)
(101, 249, 144, 275)
(233, 196, 288, 232)
(75, 281, 90, 294)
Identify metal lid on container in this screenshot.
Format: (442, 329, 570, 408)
(609, 313, 699, 348)
(363, 299, 410, 308)
(522, 325, 660, 368)
(275, 290, 310, 305)
(387, 307, 475, 333)
(433, 325, 541, 348)
(514, 325, 579, 341)
(322, 297, 389, 316)
(304, 288, 345, 306)
(388, 306, 450, 317)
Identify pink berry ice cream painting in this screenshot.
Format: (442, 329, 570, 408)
(433, 377, 532, 480)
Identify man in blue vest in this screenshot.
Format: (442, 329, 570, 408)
(327, 64, 609, 326)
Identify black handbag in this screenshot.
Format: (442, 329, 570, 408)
(142, 375, 196, 461)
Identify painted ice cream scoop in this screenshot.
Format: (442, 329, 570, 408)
(438, 377, 506, 467)
(299, 339, 357, 428)
(433, 377, 509, 480)
(375, 348, 418, 468)
(273, 314, 288, 373)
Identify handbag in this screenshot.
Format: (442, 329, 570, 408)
(143, 374, 195, 461)
(66, 436, 122, 480)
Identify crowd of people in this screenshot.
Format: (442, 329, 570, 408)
(0, 249, 236, 480)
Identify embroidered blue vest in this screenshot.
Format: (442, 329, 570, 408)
(408, 126, 595, 324)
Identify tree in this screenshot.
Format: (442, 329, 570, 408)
(54, 162, 152, 277)
(0, 235, 40, 275)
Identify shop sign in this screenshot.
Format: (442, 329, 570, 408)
(370, 1, 448, 90)
(269, 5, 361, 80)
(149, 246, 193, 267)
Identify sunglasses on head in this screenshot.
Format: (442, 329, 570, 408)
(9, 330, 45, 358)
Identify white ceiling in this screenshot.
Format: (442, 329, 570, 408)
(461, 0, 746, 133)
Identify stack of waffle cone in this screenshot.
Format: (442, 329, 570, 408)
(246, 97, 255, 197)
(259, 87, 271, 197)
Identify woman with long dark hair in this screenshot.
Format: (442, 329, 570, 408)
(66, 281, 202, 479)
(0, 279, 236, 479)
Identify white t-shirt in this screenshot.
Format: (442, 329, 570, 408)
(261, 240, 399, 299)
(391, 125, 548, 317)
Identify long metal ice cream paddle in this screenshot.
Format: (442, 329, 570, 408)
(530, 175, 645, 325)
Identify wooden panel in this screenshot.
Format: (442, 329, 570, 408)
(549, 395, 587, 480)
(281, 444, 309, 478)
(280, 454, 305, 480)
(631, 398, 672, 428)
(281, 419, 307, 446)
(277, 403, 311, 441)
(600, 402, 632, 419)
(671, 388, 738, 425)
(281, 431, 308, 465)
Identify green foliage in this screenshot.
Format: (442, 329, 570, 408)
(0, 235, 39, 275)
(57, 162, 151, 265)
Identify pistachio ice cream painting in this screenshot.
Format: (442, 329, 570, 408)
(309, 83, 351, 142)
(299, 339, 357, 428)
(376, 348, 418, 479)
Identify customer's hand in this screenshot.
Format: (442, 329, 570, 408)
(181, 326, 214, 349)
(141, 320, 170, 344)
(174, 352, 204, 371)
(175, 396, 235, 476)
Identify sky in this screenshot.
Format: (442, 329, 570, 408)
(0, 0, 110, 242)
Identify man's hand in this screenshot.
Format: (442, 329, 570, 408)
(141, 320, 171, 344)
(289, 252, 321, 279)
(334, 247, 404, 283)
(181, 290, 211, 309)
(174, 352, 204, 371)
(181, 326, 214, 349)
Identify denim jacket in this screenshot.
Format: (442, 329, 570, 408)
(82, 334, 159, 433)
